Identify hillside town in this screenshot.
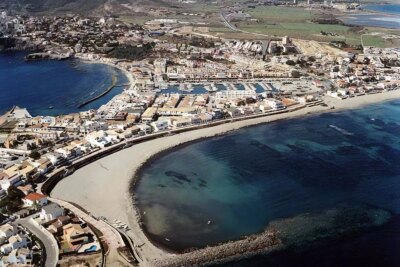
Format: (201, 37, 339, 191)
(0, 6, 400, 267)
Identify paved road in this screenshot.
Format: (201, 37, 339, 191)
(220, 12, 271, 38)
(18, 218, 59, 267)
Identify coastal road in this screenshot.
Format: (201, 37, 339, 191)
(18, 217, 59, 267)
(220, 12, 271, 38)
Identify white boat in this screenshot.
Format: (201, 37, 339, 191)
(208, 84, 218, 92)
(204, 84, 212, 91)
(179, 83, 187, 91)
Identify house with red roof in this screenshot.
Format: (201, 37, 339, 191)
(22, 193, 48, 207)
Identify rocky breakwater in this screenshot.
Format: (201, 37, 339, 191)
(150, 206, 391, 267)
(154, 229, 282, 267)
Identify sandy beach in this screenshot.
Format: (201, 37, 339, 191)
(74, 55, 135, 88)
(51, 90, 400, 266)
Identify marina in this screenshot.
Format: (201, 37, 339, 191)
(0, 1, 399, 267)
(154, 79, 314, 96)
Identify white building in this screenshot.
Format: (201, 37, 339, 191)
(136, 124, 152, 134)
(55, 144, 82, 159)
(216, 89, 257, 100)
(0, 224, 17, 240)
(85, 130, 114, 148)
(0, 235, 28, 254)
(39, 203, 64, 222)
(265, 99, 285, 110)
(150, 119, 169, 132)
(22, 193, 48, 207)
(0, 174, 23, 191)
(82, 121, 108, 134)
(45, 153, 64, 166)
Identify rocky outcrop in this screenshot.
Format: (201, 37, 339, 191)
(0, 37, 42, 51)
(25, 52, 71, 61)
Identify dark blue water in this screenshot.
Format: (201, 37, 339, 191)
(0, 52, 128, 116)
(135, 100, 400, 265)
(341, 4, 400, 29)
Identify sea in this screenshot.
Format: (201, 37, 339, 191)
(363, 4, 400, 16)
(341, 4, 400, 29)
(0, 51, 128, 116)
(135, 100, 400, 266)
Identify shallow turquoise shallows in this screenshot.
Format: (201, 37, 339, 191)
(0, 51, 128, 116)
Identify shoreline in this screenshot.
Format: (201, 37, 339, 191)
(74, 55, 135, 89)
(0, 52, 133, 116)
(128, 90, 400, 254)
(51, 90, 400, 266)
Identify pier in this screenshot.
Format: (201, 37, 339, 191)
(78, 75, 118, 108)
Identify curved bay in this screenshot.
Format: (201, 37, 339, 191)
(135, 100, 400, 260)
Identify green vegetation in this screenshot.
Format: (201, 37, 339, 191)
(248, 6, 314, 22)
(0, 187, 25, 214)
(29, 150, 41, 160)
(237, 22, 363, 45)
(361, 28, 400, 48)
(107, 43, 155, 60)
(286, 60, 296, 66)
(362, 35, 386, 47)
(209, 6, 399, 48)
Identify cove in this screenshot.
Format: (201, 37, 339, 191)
(0, 51, 128, 116)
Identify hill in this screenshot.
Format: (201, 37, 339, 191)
(0, 0, 178, 16)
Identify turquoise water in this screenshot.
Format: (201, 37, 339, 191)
(135, 100, 400, 265)
(0, 52, 128, 116)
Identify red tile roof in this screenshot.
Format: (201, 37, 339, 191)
(24, 192, 46, 201)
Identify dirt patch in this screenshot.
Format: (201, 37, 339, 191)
(58, 253, 102, 267)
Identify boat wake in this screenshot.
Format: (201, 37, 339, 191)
(328, 125, 354, 136)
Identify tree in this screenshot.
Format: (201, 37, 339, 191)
(286, 60, 296, 66)
(0, 187, 25, 214)
(29, 150, 41, 160)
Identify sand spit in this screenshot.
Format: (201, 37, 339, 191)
(51, 90, 400, 266)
